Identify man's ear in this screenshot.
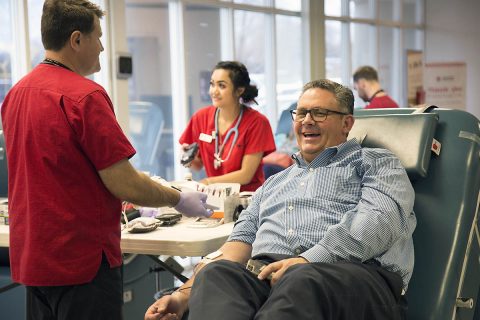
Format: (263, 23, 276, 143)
(343, 115, 355, 134)
(70, 31, 81, 50)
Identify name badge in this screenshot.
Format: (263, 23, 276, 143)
(199, 133, 213, 143)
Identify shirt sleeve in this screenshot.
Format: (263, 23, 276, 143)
(67, 90, 136, 171)
(243, 113, 276, 157)
(179, 116, 196, 145)
(300, 149, 415, 263)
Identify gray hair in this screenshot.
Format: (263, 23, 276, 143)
(301, 79, 354, 114)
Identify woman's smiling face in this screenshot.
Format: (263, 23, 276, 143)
(209, 69, 242, 108)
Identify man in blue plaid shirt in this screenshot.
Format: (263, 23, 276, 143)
(145, 79, 416, 320)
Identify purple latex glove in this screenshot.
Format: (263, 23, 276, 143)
(139, 207, 158, 218)
(174, 191, 213, 218)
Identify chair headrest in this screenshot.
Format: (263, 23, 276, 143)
(348, 113, 439, 180)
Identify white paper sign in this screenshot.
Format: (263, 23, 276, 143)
(170, 181, 241, 212)
(424, 62, 466, 109)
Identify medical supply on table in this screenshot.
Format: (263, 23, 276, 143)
(223, 195, 238, 223)
(0, 199, 8, 225)
(156, 213, 182, 226)
(213, 107, 244, 169)
(121, 202, 155, 233)
(187, 217, 224, 228)
(120, 204, 140, 224)
(223, 192, 254, 222)
(124, 217, 161, 233)
(137, 175, 246, 225)
(139, 207, 158, 218)
(170, 180, 241, 213)
(151, 175, 212, 217)
(169, 180, 253, 224)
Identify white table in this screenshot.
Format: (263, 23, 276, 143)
(0, 225, 8, 248)
(0, 218, 234, 257)
(121, 218, 234, 256)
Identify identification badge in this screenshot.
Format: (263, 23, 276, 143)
(199, 133, 213, 143)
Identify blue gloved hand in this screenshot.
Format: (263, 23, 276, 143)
(174, 191, 213, 218)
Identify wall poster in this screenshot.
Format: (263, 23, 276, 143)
(424, 62, 466, 109)
(406, 50, 424, 106)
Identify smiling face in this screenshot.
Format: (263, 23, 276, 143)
(209, 69, 243, 108)
(294, 88, 354, 163)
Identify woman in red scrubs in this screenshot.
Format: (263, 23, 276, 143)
(179, 61, 276, 192)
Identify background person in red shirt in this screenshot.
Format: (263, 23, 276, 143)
(353, 65, 399, 109)
(1, 1, 210, 319)
(179, 61, 276, 192)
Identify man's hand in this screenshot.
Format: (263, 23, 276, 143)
(145, 293, 187, 320)
(174, 191, 212, 218)
(257, 257, 308, 285)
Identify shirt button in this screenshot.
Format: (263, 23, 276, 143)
(288, 229, 294, 235)
(294, 248, 302, 254)
(288, 205, 293, 211)
(300, 182, 305, 186)
(309, 168, 314, 172)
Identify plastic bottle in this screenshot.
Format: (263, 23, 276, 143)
(223, 194, 239, 223)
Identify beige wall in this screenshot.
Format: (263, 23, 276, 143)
(425, 0, 480, 120)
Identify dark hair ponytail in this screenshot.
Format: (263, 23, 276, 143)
(213, 61, 258, 104)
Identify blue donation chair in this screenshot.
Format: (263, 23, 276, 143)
(350, 107, 479, 320)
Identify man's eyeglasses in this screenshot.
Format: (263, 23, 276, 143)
(290, 108, 349, 122)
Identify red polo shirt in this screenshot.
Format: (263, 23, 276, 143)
(366, 95, 399, 109)
(180, 106, 275, 191)
(1, 64, 135, 286)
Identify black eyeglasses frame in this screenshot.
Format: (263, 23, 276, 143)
(290, 107, 350, 122)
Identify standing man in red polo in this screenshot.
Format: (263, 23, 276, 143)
(1, 1, 210, 319)
(353, 65, 399, 109)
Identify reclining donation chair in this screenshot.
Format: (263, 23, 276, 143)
(350, 107, 479, 320)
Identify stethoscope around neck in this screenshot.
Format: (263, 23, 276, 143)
(213, 106, 244, 169)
